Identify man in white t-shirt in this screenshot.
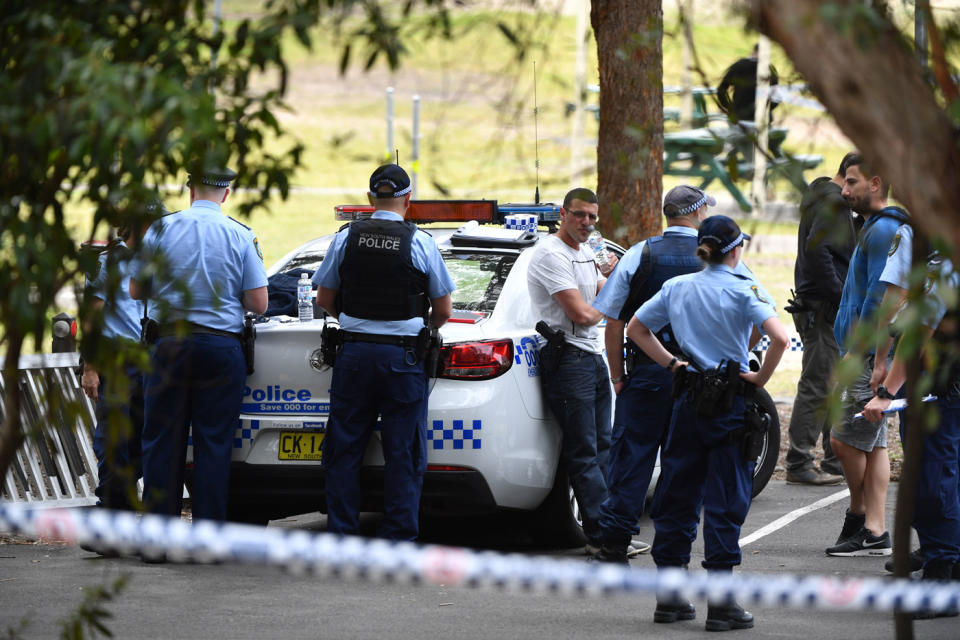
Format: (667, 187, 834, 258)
(527, 187, 619, 549)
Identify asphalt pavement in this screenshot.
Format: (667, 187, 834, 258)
(1, 480, 957, 640)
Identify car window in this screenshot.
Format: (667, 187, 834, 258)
(444, 252, 517, 313)
(282, 252, 325, 273)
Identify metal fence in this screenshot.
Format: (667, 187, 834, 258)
(0, 352, 99, 506)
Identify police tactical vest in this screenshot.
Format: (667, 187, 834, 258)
(620, 232, 703, 361)
(338, 218, 430, 321)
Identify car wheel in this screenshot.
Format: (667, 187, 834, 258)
(529, 468, 587, 548)
(751, 388, 780, 498)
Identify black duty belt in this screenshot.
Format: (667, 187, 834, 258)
(341, 330, 419, 348)
(159, 322, 241, 340)
(683, 371, 753, 396)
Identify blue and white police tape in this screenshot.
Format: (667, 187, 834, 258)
(756, 336, 804, 352)
(1, 502, 959, 615)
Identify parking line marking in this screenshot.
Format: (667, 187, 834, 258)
(740, 488, 850, 547)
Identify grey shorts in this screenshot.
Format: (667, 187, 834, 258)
(832, 354, 887, 452)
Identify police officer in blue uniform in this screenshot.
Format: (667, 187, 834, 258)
(629, 216, 788, 631)
(313, 164, 455, 541)
(81, 225, 146, 514)
(864, 254, 960, 615)
(131, 167, 268, 532)
(590, 186, 711, 566)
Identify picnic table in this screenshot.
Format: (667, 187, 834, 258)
(663, 124, 822, 211)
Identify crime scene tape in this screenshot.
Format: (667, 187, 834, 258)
(756, 336, 804, 352)
(2, 503, 959, 615)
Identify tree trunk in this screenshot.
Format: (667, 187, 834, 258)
(750, 0, 960, 250)
(0, 328, 25, 485)
(591, 0, 664, 246)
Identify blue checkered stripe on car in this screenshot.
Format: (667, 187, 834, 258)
(429, 419, 482, 450)
(756, 336, 804, 352)
(235, 420, 262, 449)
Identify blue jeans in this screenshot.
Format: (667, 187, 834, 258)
(324, 341, 428, 541)
(92, 367, 144, 511)
(596, 363, 674, 545)
(542, 345, 612, 540)
(651, 391, 754, 570)
(142, 334, 246, 521)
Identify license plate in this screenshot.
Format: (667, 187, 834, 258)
(278, 431, 324, 461)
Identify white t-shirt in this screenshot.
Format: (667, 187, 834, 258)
(526, 234, 602, 353)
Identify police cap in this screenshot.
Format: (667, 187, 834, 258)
(663, 185, 716, 217)
(698, 215, 751, 255)
(369, 164, 411, 199)
(188, 167, 237, 188)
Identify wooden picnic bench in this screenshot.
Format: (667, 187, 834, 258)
(663, 124, 822, 212)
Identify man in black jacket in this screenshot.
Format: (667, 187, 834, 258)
(786, 153, 858, 484)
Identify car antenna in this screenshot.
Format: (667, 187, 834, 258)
(533, 61, 541, 205)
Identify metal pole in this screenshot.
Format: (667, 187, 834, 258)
(412, 95, 421, 198)
(751, 36, 771, 218)
(569, 0, 589, 184)
(386, 87, 395, 163)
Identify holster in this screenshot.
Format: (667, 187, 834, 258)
(732, 387, 767, 462)
(140, 317, 159, 346)
(688, 360, 741, 417)
(535, 320, 566, 375)
(241, 315, 256, 375)
(418, 326, 444, 377)
(320, 323, 343, 367)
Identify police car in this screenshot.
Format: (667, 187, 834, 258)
(205, 201, 779, 543)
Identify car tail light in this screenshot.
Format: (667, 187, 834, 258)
(426, 464, 473, 472)
(439, 339, 513, 380)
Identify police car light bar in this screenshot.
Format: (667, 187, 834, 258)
(335, 201, 562, 225)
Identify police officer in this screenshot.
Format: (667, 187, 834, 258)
(589, 186, 711, 566)
(629, 216, 788, 631)
(313, 163, 455, 541)
(864, 253, 960, 615)
(80, 224, 146, 516)
(131, 167, 268, 535)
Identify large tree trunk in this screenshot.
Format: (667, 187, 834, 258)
(749, 0, 960, 250)
(591, 0, 664, 246)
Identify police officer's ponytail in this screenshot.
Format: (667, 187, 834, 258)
(696, 241, 724, 265)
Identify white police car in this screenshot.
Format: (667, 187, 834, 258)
(206, 201, 779, 543)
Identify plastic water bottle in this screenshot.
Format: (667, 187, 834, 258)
(297, 273, 314, 322)
(586, 227, 610, 269)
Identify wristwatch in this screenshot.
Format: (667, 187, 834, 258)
(876, 384, 896, 400)
(666, 356, 679, 371)
(611, 375, 626, 384)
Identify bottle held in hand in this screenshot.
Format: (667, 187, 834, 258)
(586, 228, 611, 270)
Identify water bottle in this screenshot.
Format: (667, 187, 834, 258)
(297, 273, 314, 322)
(586, 227, 610, 269)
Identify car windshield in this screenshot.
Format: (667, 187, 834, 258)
(444, 252, 517, 313)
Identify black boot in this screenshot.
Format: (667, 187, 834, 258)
(705, 602, 754, 632)
(835, 509, 865, 545)
(654, 599, 696, 623)
(913, 560, 960, 619)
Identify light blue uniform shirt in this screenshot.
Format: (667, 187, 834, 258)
(879, 224, 913, 290)
(135, 200, 268, 334)
(313, 210, 456, 336)
(925, 257, 957, 330)
(594, 225, 773, 318)
(635, 263, 778, 372)
(85, 242, 143, 342)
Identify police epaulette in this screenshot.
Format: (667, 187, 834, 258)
(731, 272, 750, 280)
(228, 216, 252, 230)
(337, 222, 351, 232)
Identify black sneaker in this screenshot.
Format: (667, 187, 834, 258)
(825, 526, 892, 557)
(705, 602, 754, 631)
(835, 510, 866, 545)
(590, 544, 628, 565)
(884, 548, 924, 573)
(654, 600, 696, 623)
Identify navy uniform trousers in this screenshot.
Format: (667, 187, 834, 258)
(141, 334, 245, 521)
(904, 396, 960, 567)
(324, 341, 428, 541)
(92, 367, 144, 511)
(596, 363, 674, 545)
(651, 391, 754, 570)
